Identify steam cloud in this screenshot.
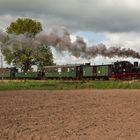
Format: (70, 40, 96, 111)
(0, 27, 140, 60)
(36, 27, 140, 59)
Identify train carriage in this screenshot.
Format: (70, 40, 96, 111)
(15, 71, 43, 80)
(43, 65, 82, 79)
(0, 68, 18, 79)
(93, 64, 113, 80)
(82, 63, 94, 79)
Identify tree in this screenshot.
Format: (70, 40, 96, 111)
(6, 18, 43, 37)
(1, 18, 53, 72)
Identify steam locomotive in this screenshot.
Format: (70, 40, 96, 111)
(0, 61, 140, 80)
(112, 61, 140, 80)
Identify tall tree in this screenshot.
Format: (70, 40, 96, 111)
(1, 18, 53, 72)
(6, 18, 43, 37)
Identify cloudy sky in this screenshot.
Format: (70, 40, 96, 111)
(1, 0, 140, 65)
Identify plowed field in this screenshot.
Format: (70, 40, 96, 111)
(0, 90, 140, 140)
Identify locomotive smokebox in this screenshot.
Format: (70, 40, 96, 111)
(134, 61, 138, 67)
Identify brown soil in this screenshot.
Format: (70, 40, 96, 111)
(0, 90, 140, 140)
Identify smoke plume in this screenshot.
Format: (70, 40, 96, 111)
(1, 27, 140, 59)
(36, 26, 140, 59)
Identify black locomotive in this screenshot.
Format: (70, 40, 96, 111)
(112, 61, 140, 80)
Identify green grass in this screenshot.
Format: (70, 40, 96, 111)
(0, 80, 140, 90)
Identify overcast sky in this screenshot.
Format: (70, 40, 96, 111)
(0, 0, 140, 65)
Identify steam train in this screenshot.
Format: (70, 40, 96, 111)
(112, 61, 140, 80)
(0, 61, 140, 80)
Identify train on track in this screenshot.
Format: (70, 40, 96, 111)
(0, 60, 140, 80)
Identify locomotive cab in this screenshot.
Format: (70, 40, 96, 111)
(113, 61, 133, 74)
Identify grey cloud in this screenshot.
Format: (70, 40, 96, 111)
(0, 0, 140, 32)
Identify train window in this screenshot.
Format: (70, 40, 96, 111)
(67, 68, 70, 72)
(61, 68, 64, 72)
(122, 63, 125, 66)
(58, 68, 61, 73)
(54, 68, 58, 72)
(62, 67, 67, 72)
(98, 70, 101, 74)
(126, 62, 129, 66)
(70, 68, 75, 71)
(48, 68, 56, 72)
(47, 69, 50, 72)
(65, 68, 67, 72)
(45, 69, 48, 72)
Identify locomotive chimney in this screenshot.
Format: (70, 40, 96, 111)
(134, 61, 138, 67)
